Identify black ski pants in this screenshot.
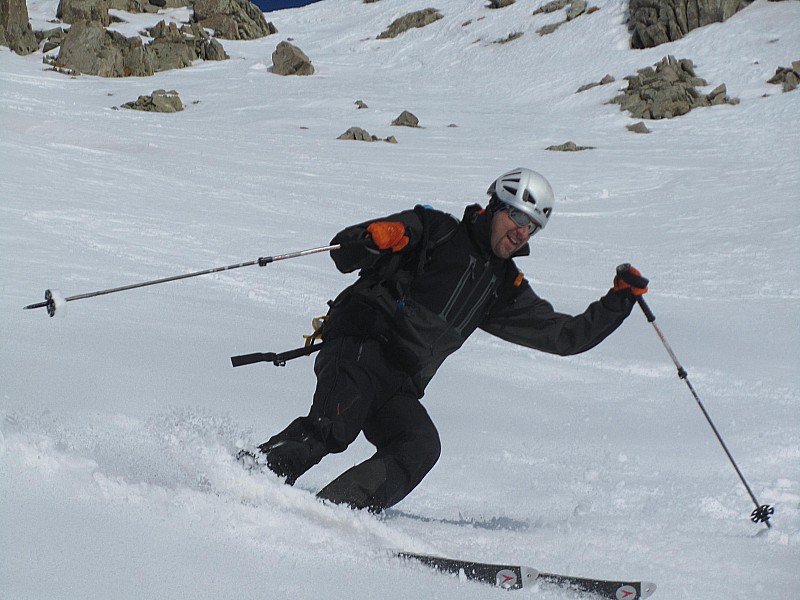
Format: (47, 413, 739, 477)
(261, 336, 441, 512)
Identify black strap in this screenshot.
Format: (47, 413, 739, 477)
(231, 343, 324, 368)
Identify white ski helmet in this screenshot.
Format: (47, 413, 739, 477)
(487, 167, 554, 231)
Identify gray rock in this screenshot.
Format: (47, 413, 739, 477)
(377, 8, 443, 40)
(193, 0, 277, 40)
(628, 0, 744, 49)
(201, 37, 228, 61)
(495, 31, 524, 44)
(488, 0, 515, 7)
(107, 0, 190, 12)
(576, 74, 615, 93)
(767, 62, 800, 92)
(609, 55, 738, 119)
(537, 21, 563, 36)
(626, 121, 651, 133)
(54, 19, 154, 77)
(122, 89, 183, 112)
(36, 27, 69, 53)
(338, 127, 378, 141)
(0, 0, 38, 55)
(533, 0, 570, 15)
(355, 100, 368, 109)
(337, 127, 397, 143)
(146, 23, 195, 72)
(546, 141, 595, 151)
(392, 110, 420, 127)
(567, 0, 587, 20)
(57, 0, 111, 26)
(272, 40, 314, 76)
(51, 18, 228, 77)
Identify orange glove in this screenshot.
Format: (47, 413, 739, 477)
(613, 263, 649, 296)
(367, 221, 409, 252)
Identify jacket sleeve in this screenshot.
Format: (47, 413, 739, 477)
(328, 209, 423, 273)
(479, 282, 635, 356)
(329, 207, 457, 274)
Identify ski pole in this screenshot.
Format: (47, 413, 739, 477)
(23, 238, 370, 317)
(625, 267, 774, 528)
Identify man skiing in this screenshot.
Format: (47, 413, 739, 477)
(250, 167, 649, 513)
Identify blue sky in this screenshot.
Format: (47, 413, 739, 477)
(253, 0, 323, 10)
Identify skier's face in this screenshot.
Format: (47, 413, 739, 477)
(490, 209, 532, 258)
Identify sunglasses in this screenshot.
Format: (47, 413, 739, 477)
(506, 207, 540, 235)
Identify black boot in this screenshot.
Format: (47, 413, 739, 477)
(257, 417, 328, 485)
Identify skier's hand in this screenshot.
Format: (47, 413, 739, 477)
(367, 221, 409, 252)
(614, 263, 649, 296)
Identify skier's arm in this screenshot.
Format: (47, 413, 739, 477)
(328, 209, 424, 273)
(479, 283, 635, 356)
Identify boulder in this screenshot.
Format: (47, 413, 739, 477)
(56, 0, 111, 26)
(338, 127, 378, 141)
(337, 127, 396, 143)
(767, 61, 800, 93)
(628, 0, 744, 49)
(193, 0, 277, 40)
(122, 89, 183, 112)
(272, 40, 314, 75)
(533, 0, 570, 14)
(36, 27, 69, 53)
(53, 19, 154, 77)
(546, 141, 595, 151)
(391, 110, 419, 127)
(0, 0, 38, 55)
(567, 0, 587, 20)
(146, 22, 195, 72)
(377, 8, 443, 39)
(576, 74, 615, 93)
(626, 121, 652, 133)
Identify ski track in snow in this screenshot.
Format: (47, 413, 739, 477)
(2, 1, 799, 599)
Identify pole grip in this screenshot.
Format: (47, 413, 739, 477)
(636, 295, 656, 323)
(231, 352, 277, 367)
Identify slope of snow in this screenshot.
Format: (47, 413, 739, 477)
(2, 1, 799, 599)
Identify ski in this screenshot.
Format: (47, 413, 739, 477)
(396, 551, 656, 598)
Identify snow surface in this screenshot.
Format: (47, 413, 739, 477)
(1, 1, 799, 598)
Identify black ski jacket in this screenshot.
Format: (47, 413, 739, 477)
(325, 204, 635, 396)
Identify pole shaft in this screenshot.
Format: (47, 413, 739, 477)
(24, 239, 368, 312)
(636, 296, 771, 528)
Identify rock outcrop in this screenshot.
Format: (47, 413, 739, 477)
(609, 56, 739, 119)
(50, 19, 228, 77)
(0, 0, 38, 55)
(193, 0, 277, 40)
(56, 0, 110, 26)
(628, 0, 744, 49)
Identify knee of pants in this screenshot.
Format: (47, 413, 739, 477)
(415, 427, 442, 478)
(380, 423, 441, 485)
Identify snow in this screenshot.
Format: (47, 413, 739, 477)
(1, 0, 799, 598)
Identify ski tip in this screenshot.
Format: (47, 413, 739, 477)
(641, 581, 657, 598)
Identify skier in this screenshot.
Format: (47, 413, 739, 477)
(250, 167, 649, 512)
